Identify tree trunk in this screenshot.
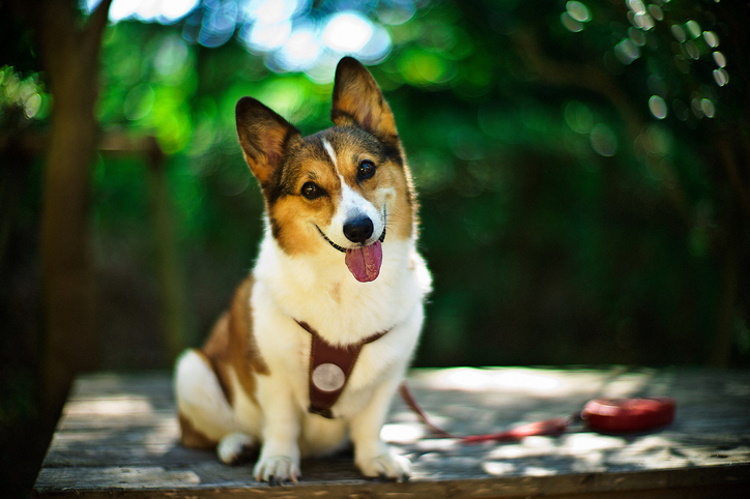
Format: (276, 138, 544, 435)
(29, 0, 113, 412)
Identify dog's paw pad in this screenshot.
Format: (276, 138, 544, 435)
(217, 433, 255, 465)
(358, 452, 411, 482)
(253, 455, 301, 484)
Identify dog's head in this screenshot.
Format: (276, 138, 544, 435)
(236, 57, 416, 283)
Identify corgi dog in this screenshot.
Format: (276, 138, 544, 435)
(174, 57, 431, 484)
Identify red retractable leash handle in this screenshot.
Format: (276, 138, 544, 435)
(399, 384, 676, 444)
(581, 396, 676, 433)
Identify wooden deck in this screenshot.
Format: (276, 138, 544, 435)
(34, 367, 750, 498)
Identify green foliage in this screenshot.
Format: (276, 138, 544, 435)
(88, 0, 748, 367)
(0, 66, 49, 130)
(3, 0, 748, 371)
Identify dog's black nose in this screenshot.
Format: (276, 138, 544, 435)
(343, 216, 374, 243)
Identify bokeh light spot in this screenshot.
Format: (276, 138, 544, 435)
(685, 20, 701, 39)
(615, 38, 640, 65)
(561, 13, 583, 33)
(631, 12, 654, 30)
(700, 98, 715, 118)
(712, 68, 729, 86)
(256, 78, 306, 118)
(703, 30, 719, 48)
(160, 0, 200, 22)
(241, 0, 300, 25)
(377, 2, 415, 26)
(155, 35, 190, 78)
(670, 24, 686, 42)
(398, 50, 452, 86)
(648, 95, 667, 120)
(691, 97, 705, 118)
(564, 101, 594, 134)
(647, 4, 664, 21)
(198, 0, 239, 48)
(629, 27, 646, 46)
(712, 51, 726, 68)
(88, 0, 405, 78)
(684, 41, 700, 60)
(323, 12, 374, 53)
(92, 0, 200, 23)
(589, 123, 618, 157)
(276, 24, 322, 72)
(124, 84, 155, 121)
(23, 92, 42, 118)
(566, 1, 591, 23)
(626, 0, 646, 15)
(240, 20, 292, 52)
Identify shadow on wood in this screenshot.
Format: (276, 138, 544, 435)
(34, 367, 750, 498)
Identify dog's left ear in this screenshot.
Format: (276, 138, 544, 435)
(331, 57, 398, 139)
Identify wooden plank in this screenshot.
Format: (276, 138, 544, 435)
(34, 367, 750, 497)
(32, 464, 750, 498)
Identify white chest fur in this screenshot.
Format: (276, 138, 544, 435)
(248, 231, 430, 426)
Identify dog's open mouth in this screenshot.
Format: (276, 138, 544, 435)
(316, 226, 386, 283)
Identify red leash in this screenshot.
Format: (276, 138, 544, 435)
(398, 383, 675, 443)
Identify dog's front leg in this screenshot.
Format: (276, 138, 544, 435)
(253, 379, 302, 484)
(349, 376, 411, 481)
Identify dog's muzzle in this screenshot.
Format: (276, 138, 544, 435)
(315, 213, 387, 283)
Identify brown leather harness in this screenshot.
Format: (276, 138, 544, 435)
(296, 320, 389, 419)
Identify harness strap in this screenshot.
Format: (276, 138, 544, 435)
(296, 320, 389, 419)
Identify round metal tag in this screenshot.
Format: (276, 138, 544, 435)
(312, 363, 346, 392)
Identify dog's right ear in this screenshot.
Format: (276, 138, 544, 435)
(236, 97, 301, 186)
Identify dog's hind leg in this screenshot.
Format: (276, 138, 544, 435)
(174, 349, 256, 462)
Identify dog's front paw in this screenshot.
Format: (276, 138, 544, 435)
(357, 450, 411, 482)
(253, 455, 301, 484)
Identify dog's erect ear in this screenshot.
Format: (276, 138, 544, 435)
(331, 57, 397, 138)
(236, 97, 301, 186)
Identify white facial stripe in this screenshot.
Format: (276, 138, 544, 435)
(326, 176, 384, 248)
(319, 139, 384, 247)
(339, 177, 363, 214)
(321, 138, 338, 173)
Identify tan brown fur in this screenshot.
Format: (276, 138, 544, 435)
(178, 277, 269, 448)
(267, 156, 338, 255)
(330, 139, 414, 241)
(331, 58, 398, 140)
(179, 412, 216, 449)
(200, 276, 269, 406)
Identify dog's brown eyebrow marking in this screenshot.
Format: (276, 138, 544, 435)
(297, 135, 340, 186)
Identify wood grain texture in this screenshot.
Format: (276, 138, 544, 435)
(34, 368, 750, 498)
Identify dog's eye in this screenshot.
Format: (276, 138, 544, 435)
(357, 160, 376, 181)
(301, 182, 323, 200)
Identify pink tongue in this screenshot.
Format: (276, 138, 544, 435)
(345, 240, 383, 282)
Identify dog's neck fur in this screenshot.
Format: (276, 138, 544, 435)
(253, 220, 420, 347)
